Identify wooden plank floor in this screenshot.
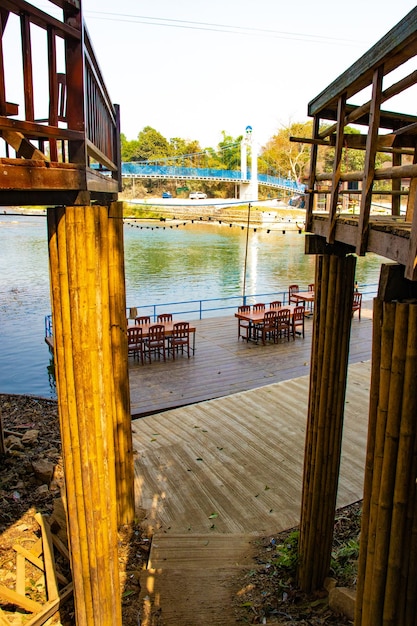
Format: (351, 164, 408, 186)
(129, 300, 373, 417)
(132, 360, 370, 537)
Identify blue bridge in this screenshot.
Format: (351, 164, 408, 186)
(121, 163, 306, 194)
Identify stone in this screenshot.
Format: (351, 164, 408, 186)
(21, 429, 39, 445)
(31, 458, 55, 485)
(328, 586, 356, 621)
(4, 435, 24, 451)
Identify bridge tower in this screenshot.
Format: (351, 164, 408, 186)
(239, 126, 259, 201)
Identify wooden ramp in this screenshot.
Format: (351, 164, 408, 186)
(133, 361, 370, 624)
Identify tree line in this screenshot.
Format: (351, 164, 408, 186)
(121, 122, 393, 199)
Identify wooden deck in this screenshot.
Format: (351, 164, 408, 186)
(129, 300, 373, 417)
(132, 359, 370, 538)
(132, 306, 373, 624)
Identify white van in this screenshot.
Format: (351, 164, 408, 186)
(189, 191, 207, 200)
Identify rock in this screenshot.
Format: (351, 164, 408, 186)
(324, 577, 337, 592)
(21, 429, 39, 445)
(35, 484, 49, 496)
(4, 435, 24, 451)
(329, 586, 356, 621)
(31, 458, 55, 485)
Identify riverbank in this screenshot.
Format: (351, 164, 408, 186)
(3, 202, 306, 230)
(123, 199, 307, 230)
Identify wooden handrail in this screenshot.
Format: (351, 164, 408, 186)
(0, 0, 121, 195)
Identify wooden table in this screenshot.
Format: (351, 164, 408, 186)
(235, 306, 297, 342)
(290, 291, 315, 304)
(129, 321, 196, 353)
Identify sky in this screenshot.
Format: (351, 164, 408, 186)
(4, 0, 417, 152)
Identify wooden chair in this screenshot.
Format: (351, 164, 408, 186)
(292, 306, 305, 339)
(307, 283, 315, 312)
(135, 315, 151, 325)
(127, 326, 144, 364)
(276, 308, 291, 341)
(270, 300, 282, 309)
(237, 305, 251, 341)
(145, 324, 166, 362)
(170, 322, 191, 359)
(289, 285, 299, 304)
(253, 303, 265, 311)
(352, 292, 362, 320)
(257, 309, 277, 345)
(157, 313, 173, 323)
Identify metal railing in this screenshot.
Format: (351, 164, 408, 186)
(120, 163, 306, 192)
(45, 283, 378, 337)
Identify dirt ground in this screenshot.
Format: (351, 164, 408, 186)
(0, 394, 359, 625)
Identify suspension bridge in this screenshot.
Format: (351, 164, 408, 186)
(121, 162, 305, 195)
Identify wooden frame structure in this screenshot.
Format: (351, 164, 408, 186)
(0, 0, 121, 206)
(293, 8, 417, 625)
(0, 3, 133, 625)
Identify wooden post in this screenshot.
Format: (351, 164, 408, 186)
(47, 204, 126, 625)
(298, 250, 356, 592)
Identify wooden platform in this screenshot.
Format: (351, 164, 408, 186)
(132, 359, 370, 537)
(132, 307, 372, 624)
(129, 301, 373, 417)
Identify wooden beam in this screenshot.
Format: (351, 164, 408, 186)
(0, 116, 83, 140)
(327, 94, 347, 243)
(20, 12, 34, 122)
(377, 263, 417, 299)
(0, 584, 42, 613)
(305, 115, 320, 232)
(1, 129, 47, 160)
(24, 584, 73, 626)
(319, 69, 417, 139)
(0, 0, 81, 40)
(405, 190, 417, 279)
(0, 160, 86, 190)
(34, 513, 59, 602)
(308, 8, 417, 116)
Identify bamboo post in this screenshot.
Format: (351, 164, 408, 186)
(298, 251, 356, 592)
(355, 292, 417, 626)
(108, 202, 135, 525)
(354, 297, 383, 625)
(369, 304, 409, 624)
(47, 205, 123, 626)
(384, 305, 417, 624)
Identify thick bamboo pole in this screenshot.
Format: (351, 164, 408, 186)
(355, 297, 417, 626)
(298, 251, 356, 592)
(108, 202, 135, 525)
(355, 297, 383, 625)
(384, 304, 417, 624)
(369, 304, 409, 624)
(47, 205, 122, 626)
(360, 302, 396, 625)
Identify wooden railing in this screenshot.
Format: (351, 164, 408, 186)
(0, 0, 121, 201)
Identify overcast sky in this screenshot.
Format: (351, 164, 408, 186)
(6, 1, 417, 152)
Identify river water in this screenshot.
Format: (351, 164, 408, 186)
(0, 213, 384, 398)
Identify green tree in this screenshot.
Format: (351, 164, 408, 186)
(260, 121, 313, 181)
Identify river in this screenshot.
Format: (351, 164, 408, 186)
(0, 213, 384, 398)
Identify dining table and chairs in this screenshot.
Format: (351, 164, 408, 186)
(127, 315, 196, 364)
(235, 300, 306, 345)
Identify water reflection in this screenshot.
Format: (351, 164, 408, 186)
(1, 215, 384, 398)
